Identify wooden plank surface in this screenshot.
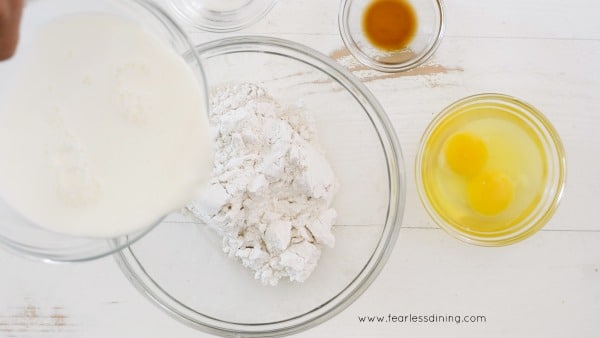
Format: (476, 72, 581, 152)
(1, 0, 600, 337)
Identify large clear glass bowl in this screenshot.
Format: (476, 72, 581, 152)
(0, 0, 208, 262)
(114, 36, 405, 337)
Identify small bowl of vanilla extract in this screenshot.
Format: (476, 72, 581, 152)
(339, 0, 445, 72)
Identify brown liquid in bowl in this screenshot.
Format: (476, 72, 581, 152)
(362, 0, 417, 51)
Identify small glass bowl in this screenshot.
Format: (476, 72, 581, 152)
(115, 36, 406, 337)
(339, 0, 444, 73)
(0, 0, 207, 262)
(416, 94, 566, 246)
(167, 0, 278, 32)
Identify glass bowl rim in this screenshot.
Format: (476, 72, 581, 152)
(167, 0, 279, 33)
(114, 35, 406, 337)
(338, 0, 445, 73)
(0, 0, 209, 263)
(415, 93, 567, 246)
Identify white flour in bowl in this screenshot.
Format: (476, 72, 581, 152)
(187, 83, 338, 286)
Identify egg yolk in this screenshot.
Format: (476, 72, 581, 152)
(467, 171, 514, 215)
(444, 132, 487, 177)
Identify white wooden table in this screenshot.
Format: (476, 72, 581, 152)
(2, 0, 599, 337)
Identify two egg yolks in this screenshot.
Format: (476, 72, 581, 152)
(444, 132, 514, 215)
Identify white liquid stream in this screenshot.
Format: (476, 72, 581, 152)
(0, 14, 213, 238)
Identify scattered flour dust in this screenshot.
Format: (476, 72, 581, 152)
(186, 83, 338, 286)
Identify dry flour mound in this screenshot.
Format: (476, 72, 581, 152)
(187, 83, 338, 285)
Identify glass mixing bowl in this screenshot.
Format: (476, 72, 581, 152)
(0, 0, 208, 262)
(416, 94, 566, 246)
(339, 0, 444, 72)
(114, 36, 405, 337)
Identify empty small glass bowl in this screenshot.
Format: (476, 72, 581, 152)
(115, 36, 406, 337)
(339, 0, 444, 72)
(167, 0, 278, 32)
(0, 0, 207, 262)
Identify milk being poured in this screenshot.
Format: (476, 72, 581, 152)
(0, 14, 213, 237)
